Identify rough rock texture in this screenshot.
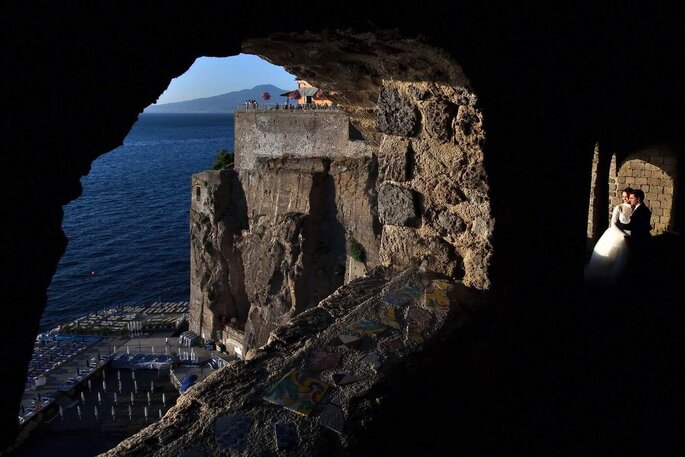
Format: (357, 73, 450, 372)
(189, 170, 249, 340)
(423, 97, 458, 143)
(191, 153, 382, 353)
(203, 158, 349, 351)
(377, 86, 420, 137)
(379, 226, 461, 278)
(189, 105, 384, 354)
(376, 82, 492, 289)
(329, 158, 381, 281)
(238, 211, 309, 349)
(100, 267, 486, 457)
(377, 136, 411, 182)
(377, 182, 417, 226)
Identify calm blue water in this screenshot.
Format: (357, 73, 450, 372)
(42, 113, 234, 331)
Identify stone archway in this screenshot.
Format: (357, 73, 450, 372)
(587, 144, 679, 242)
(616, 146, 678, 234)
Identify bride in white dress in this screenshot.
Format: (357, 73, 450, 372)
(584, 189, 634, 286)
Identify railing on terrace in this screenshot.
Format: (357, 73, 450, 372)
(235, 102, 340, 112)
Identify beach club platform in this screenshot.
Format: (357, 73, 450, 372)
(18, 302, 189, 427)
(14, 301, 241, 455)
(110, 353, 174, 370)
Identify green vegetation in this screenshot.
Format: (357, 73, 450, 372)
(213, 148, 235, 170)
(347, 237, 366, 263)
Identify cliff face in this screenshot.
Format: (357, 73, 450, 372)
(190, 111, 381, 354)
(190, 83, 491, 357)
(189, 170, 249, 354)
(238, 158, 352, 351)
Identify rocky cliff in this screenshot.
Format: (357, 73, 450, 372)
(189, 83, 491, 358)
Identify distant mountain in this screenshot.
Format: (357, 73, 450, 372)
(144, 84, 290, 113)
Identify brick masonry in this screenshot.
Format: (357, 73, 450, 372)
(588, 145, 677, 240)
(615, 147, 677, 234)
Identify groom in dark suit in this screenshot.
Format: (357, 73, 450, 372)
(618, 188, 652, 274)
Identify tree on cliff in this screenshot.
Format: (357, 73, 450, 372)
(213, 148, 234, 170)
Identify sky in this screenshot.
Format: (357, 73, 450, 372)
(152, 54, 297, 105)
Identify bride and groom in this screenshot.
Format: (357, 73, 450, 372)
(584, 187, 652, 286)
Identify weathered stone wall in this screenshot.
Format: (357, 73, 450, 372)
(239, 158, 321, 219)
(234, 110, 354, 170)
(616, 147, 678, 234)
(587, 143, 679, 242)
(586, 143, 602, 241)
(234, 155, 382, 352)
(375, 82, 492, 289)
(330, 158, 380, 283)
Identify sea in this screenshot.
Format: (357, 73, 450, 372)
(41, 113, 234, 332)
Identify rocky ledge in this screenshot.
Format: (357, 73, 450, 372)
(102, 266, 485, 456)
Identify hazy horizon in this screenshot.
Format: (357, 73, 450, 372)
(151, 54, 296, 105)
(151, 83, 287, 106)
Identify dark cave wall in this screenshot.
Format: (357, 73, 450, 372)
(2, 1, 684, 449)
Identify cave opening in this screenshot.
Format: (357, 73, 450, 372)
(5, 5, 685, 455)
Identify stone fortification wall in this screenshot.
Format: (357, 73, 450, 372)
(234, 110, 354, 170)
(587, 144, 678, 245)
(616, 147, 677, 234)
(375, 81, 492, 290)
(330, 158, 380, 283)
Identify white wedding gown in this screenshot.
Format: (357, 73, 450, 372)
(584, 203, 633, 286)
